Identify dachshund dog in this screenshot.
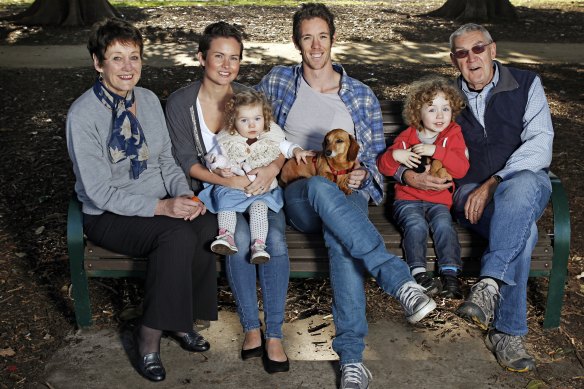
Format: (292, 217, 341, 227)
(280, 128, 360, 195)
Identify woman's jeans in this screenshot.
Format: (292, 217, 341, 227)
(225, 208, 290, 340)
(393, 200, 462, 273)
(284, 176, 412, 365)
(452, 170, 551, 336)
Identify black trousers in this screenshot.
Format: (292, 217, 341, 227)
(83, 211, 218, 332)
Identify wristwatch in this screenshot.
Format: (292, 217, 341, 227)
(492, 175, 503, 184)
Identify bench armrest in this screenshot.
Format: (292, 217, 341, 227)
(544, 171, 571, 328)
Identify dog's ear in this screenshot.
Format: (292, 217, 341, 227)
(347, 135, 360, 161)
(322, 136, 328, 151)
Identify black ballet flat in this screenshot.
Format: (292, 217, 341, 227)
(137, 352, 166, 382)
(263, 351, 290, 374)
(241, 345, 263, 360)
(166, 330, 210, 353)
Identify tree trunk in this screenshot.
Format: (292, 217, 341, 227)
(9, 0, 121, 27)
(426, 0, 518, 22)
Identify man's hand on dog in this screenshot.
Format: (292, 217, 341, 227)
(403, 169, 452, 191)
(348, 162, 368, 189)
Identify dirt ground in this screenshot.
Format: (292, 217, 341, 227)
(0, 2, 583, 388)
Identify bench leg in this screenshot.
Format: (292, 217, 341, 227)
(543, 174, 571, 329)
(67, 196, 93, 328)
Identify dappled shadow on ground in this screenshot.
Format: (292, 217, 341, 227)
(1, 3, 583, 46)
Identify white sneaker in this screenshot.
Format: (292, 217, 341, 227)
(250, 239, 270, 264)
(210, 229, 238, 255)
(340, 363, 372, 389)
(396, 281, 437, 323)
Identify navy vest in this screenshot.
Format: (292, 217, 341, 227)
(455, 64, 536, 186)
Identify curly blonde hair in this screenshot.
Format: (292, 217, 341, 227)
(224, 89, 273, 136)
(403, 76, 465, 129)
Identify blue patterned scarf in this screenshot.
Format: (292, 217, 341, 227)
(93, 78, 149, 179)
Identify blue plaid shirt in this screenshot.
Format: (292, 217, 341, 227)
(256, 63, 385, 205)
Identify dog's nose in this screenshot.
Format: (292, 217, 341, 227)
(325, 150, 332, 157)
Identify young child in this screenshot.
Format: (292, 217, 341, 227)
(197, 89, 312, 264)
(377, 76, 469, 298)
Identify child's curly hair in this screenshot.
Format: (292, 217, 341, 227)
(224, 89, 273, 136)
(403, 76, 465, 129)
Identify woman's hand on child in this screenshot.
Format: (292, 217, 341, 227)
(411, 144, 436, 157)
(393, 149, 421, 169)
(293, 147, 316, 164)
(245, 164, 279, 195)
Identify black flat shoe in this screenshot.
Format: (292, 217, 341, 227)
(263, 351, 290, 374)
(137, 352, 166, 382)
(241, 345, 263, 360)
(167, 330, 210, 352)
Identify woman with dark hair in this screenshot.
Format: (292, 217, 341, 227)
(166, 22, 290, 374)
(66, 18, 218, 382)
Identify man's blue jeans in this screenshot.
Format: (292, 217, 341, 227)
(453, 170, 551, 336)
(284, 176, 412, 364)
(393, 200, 462, 272)
(225, 209, 290, 339)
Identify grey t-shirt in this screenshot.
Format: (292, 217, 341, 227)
(284, 76, 354, 150)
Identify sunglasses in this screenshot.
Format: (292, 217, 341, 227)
(451, 42, 493, 59)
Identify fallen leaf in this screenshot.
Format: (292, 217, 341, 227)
(0, 348, 16, 357)
(526, 379, 549, 389)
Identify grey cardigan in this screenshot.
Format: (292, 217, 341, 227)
(66, 86, 193, 216)
(165, 81, 249, 193)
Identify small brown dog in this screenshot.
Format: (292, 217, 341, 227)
(280, 128, 360, 195)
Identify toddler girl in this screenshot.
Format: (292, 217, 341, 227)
(198, 89, 312, 264)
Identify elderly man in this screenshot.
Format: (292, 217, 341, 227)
(398, 23, 554, 372)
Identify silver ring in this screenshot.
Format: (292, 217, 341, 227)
(473, 210, 479, 213)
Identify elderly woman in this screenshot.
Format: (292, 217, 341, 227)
(166, 22, 290, 374)
(66, 18, 218, 382)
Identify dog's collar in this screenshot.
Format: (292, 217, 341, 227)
(314, 157, 356, 182)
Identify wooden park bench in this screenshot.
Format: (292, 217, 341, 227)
(67, 100, 570, 330)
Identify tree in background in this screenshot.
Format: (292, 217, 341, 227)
(427, 0, 518, 22)
(8, 0, 121, 26)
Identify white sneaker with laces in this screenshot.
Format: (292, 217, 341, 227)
(210, 229, 238, 255)
(250, 239, 270, 264)
(396, 281, 437, 323)
(340, 363, 372, 389)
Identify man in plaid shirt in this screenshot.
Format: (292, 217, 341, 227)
(256, 3, 437, 388)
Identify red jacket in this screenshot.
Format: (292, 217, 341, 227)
(377, 122, 469, 208)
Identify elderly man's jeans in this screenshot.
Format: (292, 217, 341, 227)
(453, 170, 551, 335)
(225, 209, 290, 339)
(284, 176, 412, 364)
(393, 200, 462, 272)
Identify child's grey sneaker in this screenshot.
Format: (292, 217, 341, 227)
(485, 329, 536, 372)
(340, 363, 372, 389)
(455, 278, 499, 330)
(396, 281, 437, 323)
